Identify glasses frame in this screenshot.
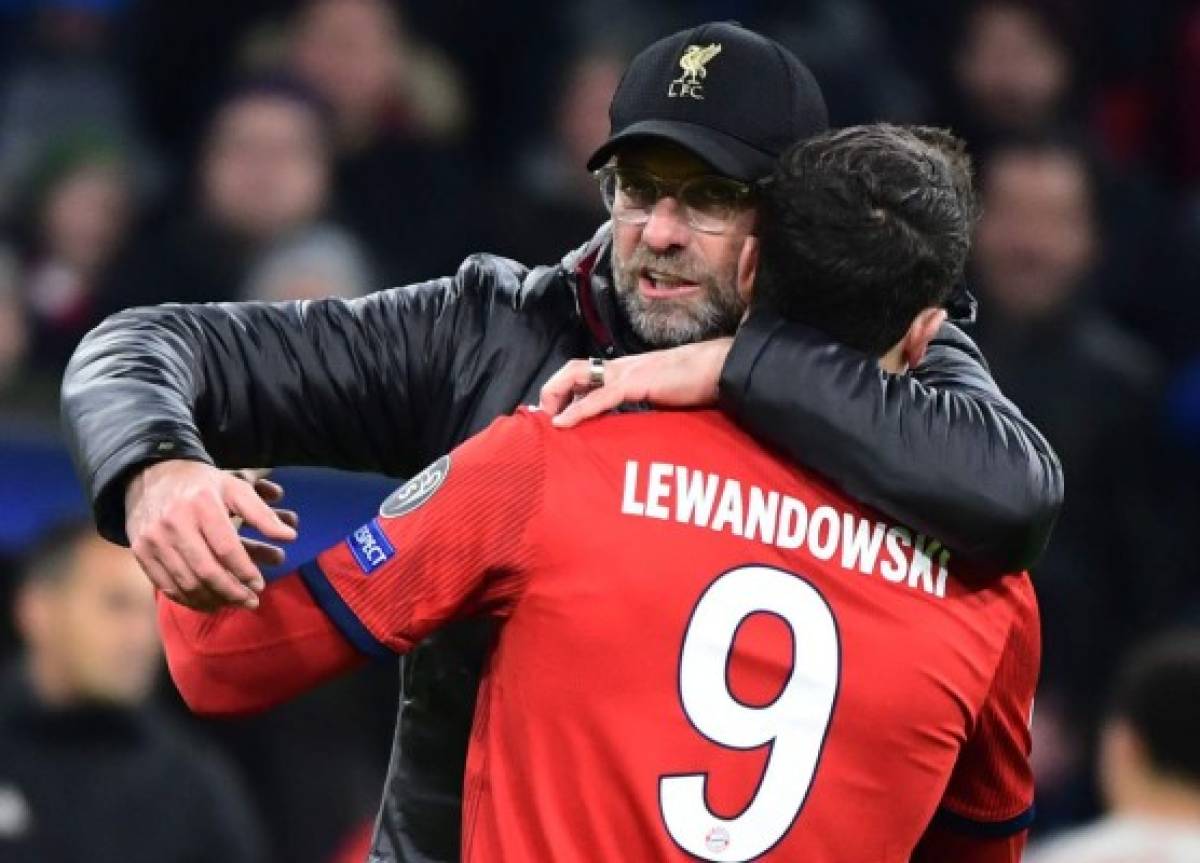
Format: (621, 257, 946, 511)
(593, 165, 756, 235)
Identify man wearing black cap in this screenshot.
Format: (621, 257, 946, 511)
(588, 22, 827, 182)
(62, 22, 1061, 863)
(581, 22, 828, 357)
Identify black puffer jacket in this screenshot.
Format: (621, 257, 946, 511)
(61, 225, 1062, 862)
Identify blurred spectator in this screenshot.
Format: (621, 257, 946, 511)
(0, 520, 264, 863)
(244, 224, 372, 302)
(286, 0, 480, 281)
(1029, 630, 1200, 862)
(110, 76, 337, 309)
(941, 0, 1174, 359)
(969, 138, 1181, 751)
(0, 247, 28, 397)
(497, 46, 620, 263)
(0, 0, 143, 218)
(948, 0, 1080, 151)
(201, 81, 329, 245)
(13, 132, 134, 373)
(0, 240, 59, 419)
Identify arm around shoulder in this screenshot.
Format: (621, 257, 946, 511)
(719, 312, 1063, 571)
(62, 267, 491, 544)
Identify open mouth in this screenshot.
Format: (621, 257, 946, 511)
(638, 269, 701, 300)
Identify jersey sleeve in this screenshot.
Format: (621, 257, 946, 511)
(158, 571, 364, 716)
(296, 409, 548, 656)
(928, 577, 1041, 839)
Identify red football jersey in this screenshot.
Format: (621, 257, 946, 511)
(300, 408, 1039, 862)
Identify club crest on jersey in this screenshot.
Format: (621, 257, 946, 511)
(705, 827, 730, 853)
(347, 519, 395, 574)
(380, 455, 450, 519)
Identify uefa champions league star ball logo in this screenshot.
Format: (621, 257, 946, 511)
(705, 826, 730, 854)
(379, 455, 451, 518)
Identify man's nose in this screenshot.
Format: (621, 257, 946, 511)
(639, 197, 692, 252)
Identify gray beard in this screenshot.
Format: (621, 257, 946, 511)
(611, 245, 745, 349)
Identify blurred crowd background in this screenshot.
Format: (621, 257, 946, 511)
(0, 0, 1199, 861)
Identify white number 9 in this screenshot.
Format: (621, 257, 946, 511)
(659, 565, 841, 861)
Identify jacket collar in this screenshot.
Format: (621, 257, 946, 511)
(562, 222, 650, 358)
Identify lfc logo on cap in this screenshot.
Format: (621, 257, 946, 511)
(669, 43, 722, 100)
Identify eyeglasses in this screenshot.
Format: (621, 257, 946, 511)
(593, 166, 755, 234)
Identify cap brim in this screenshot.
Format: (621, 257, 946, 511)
(586, 119, 775, 182)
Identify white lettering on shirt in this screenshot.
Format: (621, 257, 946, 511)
(620, 460, 954, 599)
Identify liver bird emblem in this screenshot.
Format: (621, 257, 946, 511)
(679, 43, 722, 84)
(669, 43, 723, 99)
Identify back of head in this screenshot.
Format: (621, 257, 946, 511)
(753, 124, 976, 356)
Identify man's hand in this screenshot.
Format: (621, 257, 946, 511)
(539, 338, 733, 427)
(126, 461, 298, 611)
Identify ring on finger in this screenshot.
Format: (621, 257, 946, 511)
(587, 357, 605, 389)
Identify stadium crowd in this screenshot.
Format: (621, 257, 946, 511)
(0, 0, 1198, 861)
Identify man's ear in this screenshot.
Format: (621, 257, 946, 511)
(737, 236, 759, 305)
(902, 307, 947, 369)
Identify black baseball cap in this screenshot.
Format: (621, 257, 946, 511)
(587, 21, 828, 182)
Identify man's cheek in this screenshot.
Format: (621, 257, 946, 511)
(611, 223, 642, 271)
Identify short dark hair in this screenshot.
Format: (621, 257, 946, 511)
(20, 518, 95, 588)
(752, 124, 977, 355)
(1110, 630, 1200, 787)
(210, 74, 335, 147)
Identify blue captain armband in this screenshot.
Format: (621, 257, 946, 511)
(297, 560, 392, 659)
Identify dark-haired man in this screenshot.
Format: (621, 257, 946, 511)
(752, 126, 977, 356)
(1029, 631, 1200, 862)
(65, 22, 1059, 862)
(970, 137, 1168, 735)
(0, 521, 263, 863)
(160, 124, 1038, 862)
